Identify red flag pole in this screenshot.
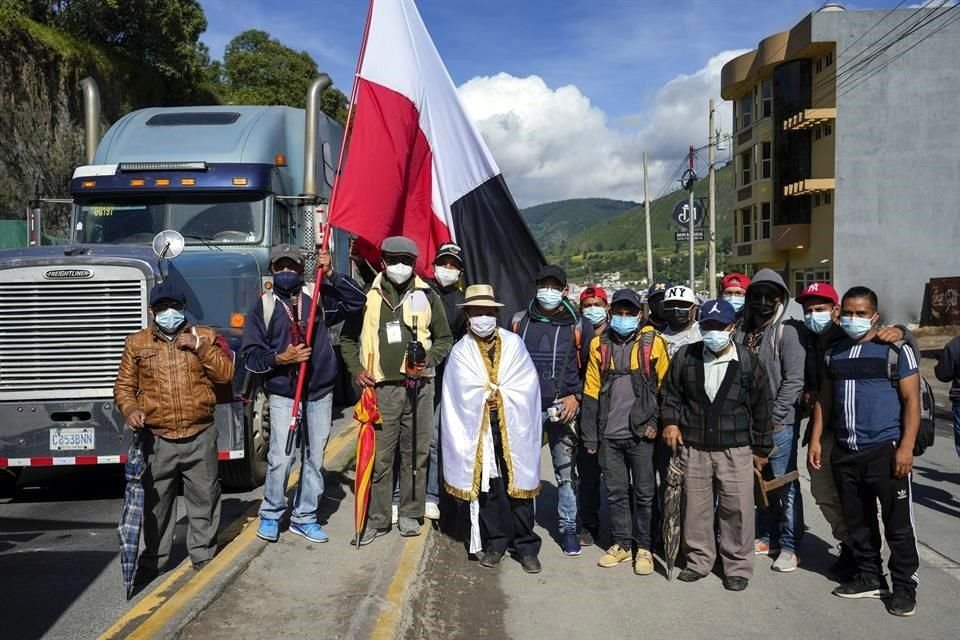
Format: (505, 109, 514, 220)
(284, 0, 377, 455)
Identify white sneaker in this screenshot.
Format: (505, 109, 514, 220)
(391, 504, 399, 526)
(424, 502, 440, 521)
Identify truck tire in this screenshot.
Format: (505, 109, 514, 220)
(0, 468, 22, 498)
(220, 387, 269, 491)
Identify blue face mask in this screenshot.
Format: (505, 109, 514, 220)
(840, 316, 875, 340)
(804, 311, 834, 335)
(155, 308, 186, 334)
(701, 329, 732, 353)
(582, 306, 607, 327)
(610, 314, 639, 336)
(723, 295, 745, 313)
(273, 271, 303, 297)
(536, 288, 563, 311)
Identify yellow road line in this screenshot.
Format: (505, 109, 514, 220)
(99, 422, 357, 640)
(369, 531, 430, 640)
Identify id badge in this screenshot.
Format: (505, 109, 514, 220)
(386, 320, 403, 344)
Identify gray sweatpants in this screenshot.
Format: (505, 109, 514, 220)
(682, 445, 755, 579)
(368, 380, 434, 529)
(140, 426, 221, 571)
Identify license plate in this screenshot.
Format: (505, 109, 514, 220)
(49, 427, 96, 451)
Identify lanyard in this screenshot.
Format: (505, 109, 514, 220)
(279, 293, 305, 346)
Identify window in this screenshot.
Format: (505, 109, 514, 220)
(760, 202, 772, 239)
(761, 79, 773, 119)
(739, 150, 751, 186)
(814, 126, 822, 140)
(815, 59, 823, 74)
(740, 207, 752, 243)
(794, 270, 833, 297)
(824, 191, 832, 205)
(740, 94, 752, 128)
(813, 193, 821, 207)
(761, 142, 772, 179)
(826, 52, 834, 67)
(824, 123, 833, 137)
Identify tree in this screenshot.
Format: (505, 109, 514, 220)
(55, 0, 208, 90)
(218, 29, 349, 123)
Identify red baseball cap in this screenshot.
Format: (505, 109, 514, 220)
(797, 282, 839, 305)
(721, 272, 751, 292)
(580, 285, 608, 303)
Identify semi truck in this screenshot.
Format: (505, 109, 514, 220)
(0, 76, 348, 492)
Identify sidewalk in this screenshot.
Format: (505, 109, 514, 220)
(177, 414, 432, 640)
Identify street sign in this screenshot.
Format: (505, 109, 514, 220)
(675, 230, 704, 242)
(672, 200, 705, 228)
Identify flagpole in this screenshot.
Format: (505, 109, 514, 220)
(284, 0, 377, 455)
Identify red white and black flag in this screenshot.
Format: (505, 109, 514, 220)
(330, 0, 545, 321)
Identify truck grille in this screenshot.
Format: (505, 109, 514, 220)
(0, 265, 147, 400)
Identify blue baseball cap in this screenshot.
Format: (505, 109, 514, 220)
(647, 280, 672, 299)
(149, 281, 186, 306)
(699, 298, 736, 325)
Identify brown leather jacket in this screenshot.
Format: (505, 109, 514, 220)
(114, 324, 234, 440)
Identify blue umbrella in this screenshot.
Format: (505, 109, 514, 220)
(117, 431, 145, 599)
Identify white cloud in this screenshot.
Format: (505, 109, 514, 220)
(456, 49, 749, 207)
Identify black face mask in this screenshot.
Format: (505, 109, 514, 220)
(273, 271, 303, 298)
(748, 292, 779, 319)
(667, 317, 691, 331)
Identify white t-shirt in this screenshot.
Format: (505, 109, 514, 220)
(661, 322, 702, 358)
(703, 345, 739, 402)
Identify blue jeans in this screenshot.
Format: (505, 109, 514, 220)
(757, 422, 804, 552)
(542, 413, 578, 534)
(259, 394, 333, 525)
(953, 404, 960, 457)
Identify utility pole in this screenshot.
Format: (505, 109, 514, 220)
(708, 99, 717, 298)
(685, 146, 696, 289)
(643, 152, 653, 285)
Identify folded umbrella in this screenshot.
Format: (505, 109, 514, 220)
(117, 430, 146, 599)
(661, 453, 685, 581)
(353, 356, 381, 549)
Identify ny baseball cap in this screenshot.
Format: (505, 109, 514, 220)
(663, 285, 697, 305)
(699, 298, 736, 325)
(796, 282, 839, 306)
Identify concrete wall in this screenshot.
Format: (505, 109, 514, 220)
(814, 9, 960, 323)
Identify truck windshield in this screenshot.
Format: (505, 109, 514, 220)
(74, 195, 266, 245)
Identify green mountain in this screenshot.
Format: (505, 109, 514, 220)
(546, 163, 737, 285)
(520, 198, 638, 250)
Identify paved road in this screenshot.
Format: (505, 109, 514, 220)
(408, 432, 960, 640)
(0, 458, 262, 640)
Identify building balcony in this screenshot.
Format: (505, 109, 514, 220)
(783, 108, 836, 131)
(783, 178, 835, 197)
(771, 223, 811, 251)
(732, 239, 780, 265)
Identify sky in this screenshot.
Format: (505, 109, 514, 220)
(198, 0, 912, 207)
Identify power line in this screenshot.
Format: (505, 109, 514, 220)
(837, 5, 960, 98)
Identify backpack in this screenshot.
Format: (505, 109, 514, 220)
(825, 340, 935, 456)
(598, 329, 655, 381)
(597, 330, 659, 437)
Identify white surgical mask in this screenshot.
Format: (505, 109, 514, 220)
(582, 306, 607, 327)
(537, 288, 563, 310)
(840, 315, 875, 340)
(434, 266, 461, 288)
(385, 263, 414, 285)
(469, 315, 497, 338)
(155, 308, 186, 334)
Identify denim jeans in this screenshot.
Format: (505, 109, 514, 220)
(542, 413, 579, 534)
(599, 437, 656, 550)
(258, 393, 333, 525)
(756, 422, 804, 552)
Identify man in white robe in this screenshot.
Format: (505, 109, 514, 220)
(441, 284, 543, 573)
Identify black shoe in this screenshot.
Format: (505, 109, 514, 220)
(723, 576, 749, 591)
(832, 574, 891, 599)
(578, 526, 597, 547)
(677, 568, 706, 583)
(520, 555, 542, 574)
(828, 544, 857, 581)
(886, 588, 917, 617)
(192, 560, 210, 571)
(480, 550, 504, 568)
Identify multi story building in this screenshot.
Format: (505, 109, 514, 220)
(720, 3, 960, 322)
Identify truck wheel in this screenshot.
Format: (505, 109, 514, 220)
(0, 468, 22, 498)
(220, 388, 270, 491)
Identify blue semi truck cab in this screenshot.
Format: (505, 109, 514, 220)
(0, 77, 348, 490)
